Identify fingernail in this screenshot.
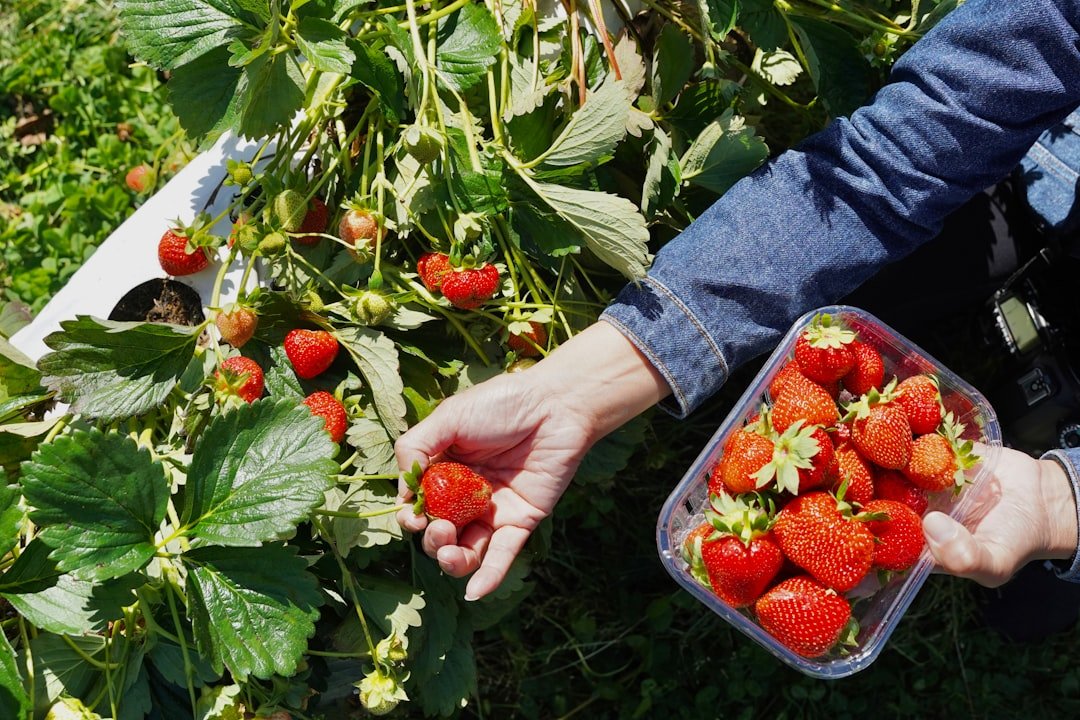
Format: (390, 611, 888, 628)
(464, 592, 479, 602)
(923, 513, 958, 545)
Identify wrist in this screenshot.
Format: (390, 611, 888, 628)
(1036, 456, 1080, 561)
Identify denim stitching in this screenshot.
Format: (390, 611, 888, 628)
(1027, 141, 1079, 184)
(1041, 450, 1080, 582)
(642, 276, 731, 382)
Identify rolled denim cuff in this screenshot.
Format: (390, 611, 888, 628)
(1041, 447, 1080, 583)
(601, 276, 730, 419)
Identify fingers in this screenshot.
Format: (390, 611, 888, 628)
(465, 525, 531, 600)
(923, 511, 1010, 587)
(410, 517, 532, 601)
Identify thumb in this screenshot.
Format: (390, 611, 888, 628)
(923, 511, 995, 584)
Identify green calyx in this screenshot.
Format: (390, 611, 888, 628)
(804, 313, 856, 349)
(841, 376, 899, 422)
(753, 419, 818, 495)
(704, 491, 774, 546)
(402, 460, 425, 515)
(940, 412, 980, 489)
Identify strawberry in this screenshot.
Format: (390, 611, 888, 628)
(845, 380, 912, 470)
(772, 490, 875, 592)
(755, 576, 854, 658)
(711, 418, 775, 496)
(158, 227, 210, 276)
(794, 314, 856, 384)
(768, 361, 806, 400)
(874, 469, 928, 515)
(411, 461, 493, 529)
(295, 196, 329, 246)
(215, 305, 258, 348)
(863, 499, 924, 571)
(903, 433, 957, 492)
(125, 164, 155, 193)
(795, 425, 835, 494)
(508, 321, 548, 357)
(895, 374, 943, 435)
(284, 328, 339, 379)
(842, 340, 885, 396)
(215, 356, 264, 403)
(441, 264, 501, 310)
(302, 390, 348, 443)
(273, 189, 307, 232)
(680, 522, 716, 588)
(417, 252, 453, 292)
(827, 441, 875, 506)
(771, 373, 839, 433)
(339, 208, 379, 258)
(698, 493, 783, 607)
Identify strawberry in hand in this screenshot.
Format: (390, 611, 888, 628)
(404, 461, 493, 529)
(903, 414, 978, 491)
(863, 499, 924, 572)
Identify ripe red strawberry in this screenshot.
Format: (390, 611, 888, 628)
(772, 491, 875, 592)
(902, 433, 957, 491)
(771, 374, 839, 433)
(842, 340, 884, 396)
(755, 576, 853, 658)
(339, 208, 378, 256)
(895, 374, 943, 435)
(158, 228, 210, 276)
(284, 328, 339, 379)
(769, 361, 806, 400)
(698, 493, 783, 608)
(863, 499, 924, 571)
(215, 306, 258, 348)
(302, 390, 348, 443)
(417, 252, 453, 292)
(875, 469, 928, 515)
(441, 264, 501, 310)
(794, 314, 856, 384)
(507, 322, 548, 357)
(796, 426, 835, 494)
(295, 196, 329, 246)
(417, 461, 493, 529)
(215, 356, 264, 403)
(846, 382, 912, 470)
(827, 441, 875, 506)
(711, 425, 775, 496)
(125, 164, 155, 193)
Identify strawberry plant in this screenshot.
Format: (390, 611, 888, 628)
(2, 0, 961, 716)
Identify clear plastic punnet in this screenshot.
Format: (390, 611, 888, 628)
(655, 305, 1002, 679)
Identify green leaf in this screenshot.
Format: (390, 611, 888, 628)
(642, 126, 676, 218)
(753, 47, 802, 87)
(184, 544, 323, 680)
(652, 24, 694, 107)
(263, 344, 305, 399)
(0, 302, 32, 340)
(20, 429, 168, 580)
(435, 3, 501, 90)
(667, 79, 742, 138)
(1, 540, 141, 635)
(322, 480, 402, 552)
(344, 415, 397, 474)
(0, 338, 41, 401)
(414, 617, 476, 718)
(334, 327, 408, 439)
(679, 109, 769, 196)
(0, 483, 25, 560)
(115, 0, 250, 70)
(524, 180, 651, 280)
(23, 634, 104, 715)
(148, 640, 221, 689)
(169, 47, 244, 141)
(739, 0, 787, 50)
(0, 631, 28, 720)
(791, 17, 873, 118)
(296, 17, 355, 75)
(354, 575, 425, 638)
(350, 40, 405, 125)
(464, 556, 533, 632)
(538, 75, 630, 167)
(238, 51, 306, 139)
(410, 556, 460, 692)
(38, 316, 202, 421)
(182, 399, 338, 547)
(700, 0, 739, 40)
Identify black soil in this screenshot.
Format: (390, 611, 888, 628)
(109, 278, 205, 326)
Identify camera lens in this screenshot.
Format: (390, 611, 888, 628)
(1059, 423, 1080, 449)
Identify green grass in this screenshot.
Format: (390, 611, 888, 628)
(0, 0, 193, 314)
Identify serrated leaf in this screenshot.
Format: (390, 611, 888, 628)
(344, 415, 397, 474)
(1, 540, 141, 635)
(504, 51, 547, 120)
(613, 33, 646, 97)
(411, 555, 459, 689)
(335, 327, 408, 438)
(115, 0, 249, 70)
(263, 344, 305, 399)
(524, 180, 651, 280)
(0, 483, 25, 559)
(182, 399, 338, 546)
(22, 634, 104, 713)
(20, 429, 168, 580)
(740, 0, 787, 50)
(538, 75, 630, 167)
(38, 316, 202, 421)
(148, 640, 221, 689)
(350, 40, 405, 125)
(679, 109, 769, 195)
(753, 47, 802, 86)
(184, 544, 323, 680)
(355, 574, 426, 638)
(642, 126, 674, 218)
(413, 618, 476, 718)
(791, 17, 872, 118)
(435, 3, 501, 90)
(0, 631, 27, 720)
(168, 46, 244, 141)
(700, 0, 739, 40)
(238, 51, 306, 139)
(322, 479, 402, 551)
(0, 338, 40, 400)
(296, 17, 355, 74)
(652, 24, 694, 107)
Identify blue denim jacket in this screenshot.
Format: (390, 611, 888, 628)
(602, 0, 1080, 570)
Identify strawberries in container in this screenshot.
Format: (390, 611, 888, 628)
(656, 306, 1002, 678)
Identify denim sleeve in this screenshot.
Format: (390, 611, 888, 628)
(1041, 448, 1080, 582)
(602, 0, 1080, 418)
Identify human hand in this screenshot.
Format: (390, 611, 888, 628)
(395, 322, 671, 600)
(924, 446, 1077, 587)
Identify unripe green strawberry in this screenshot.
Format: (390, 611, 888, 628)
(357, 669, 407, 716)
(302, 390, 348, 443)
(214, 356, 264, 403)
(258, 231, 288, 256)
(158, 227, 210, 276)
(755, 576, 853, 658)
(273, 189, 307, 232)
(352, 291, 394, 326)
(215, 305, 258, 347)
(415, 461, 492, 528)
(403, 124, 444, 163)
(283, 328, 339, 379)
